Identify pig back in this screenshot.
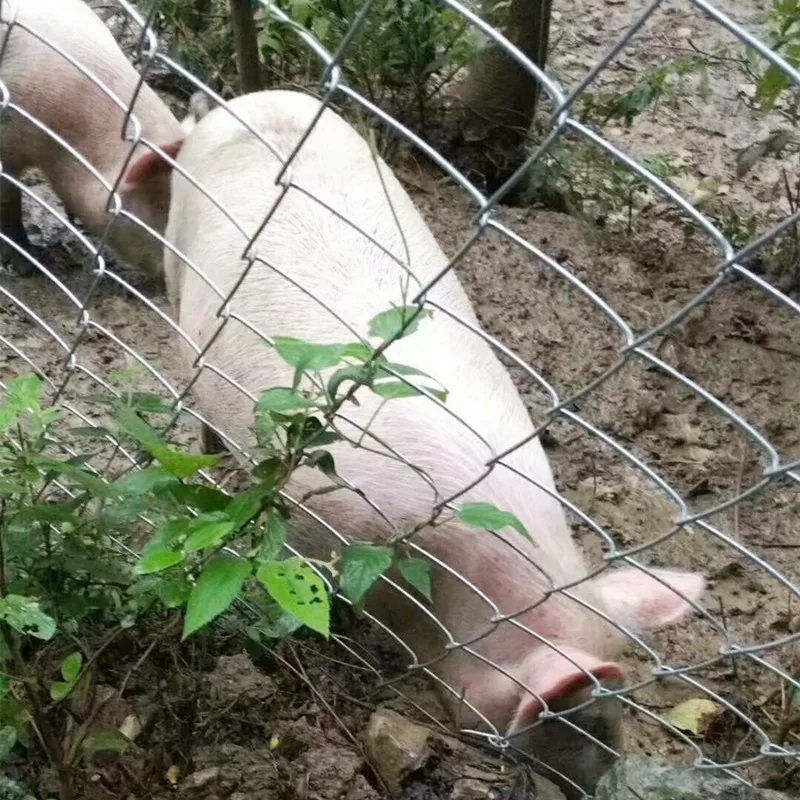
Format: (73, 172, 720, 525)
(166, 90, 587, 586)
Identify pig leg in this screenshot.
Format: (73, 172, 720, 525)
(0, 175, 36, 276)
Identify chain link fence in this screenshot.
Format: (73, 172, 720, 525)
(1, 0, 800, 797)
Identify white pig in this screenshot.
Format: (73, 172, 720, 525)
(0, 0, 184, 277)
(165, 90, 705, 798)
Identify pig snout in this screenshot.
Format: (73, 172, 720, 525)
(164, 90, 706, 795)
(0, 0, 184, 279)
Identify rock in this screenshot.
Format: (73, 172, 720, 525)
(532, 772, 569, 800)
(596, 758, 792, 800)
(344, 774, 381, 800)
(451, 777, 491, 799)
(364, 708, 432, 789)
(183, 767, 220, 789)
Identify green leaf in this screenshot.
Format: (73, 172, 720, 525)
(169, 484, 231, 513)
(371, 381, 447, 401)
(327, 364, 374, 400)
(142, 518, 192, 558)
(273, 338, 347, 373)
(756, 63, 790, 110)
(458, 503, 533, 544)
(83, 727, 130, 756)
(340, 545, 394, 605)
(341, 343, 381, 362)
(0, 596, 56, 640)
(225, 489, 264, 529)
(49, 681, 74, 703)
(157, 577, 191, 609)
(256, 558, 329, 637)
(70, 425, 113, 439)
(150, 445, 224, 479)
(304, 450, 337, 477)
(254, 456, 290, 489)
(118, 465, 179, 496)
(61, 651, 82, 683)
(397, 557, 432, 601)
(5, 375, 42, 413)
(182, 555, 252, 639)
(256, 512, 288, 562)
(0, 725, 16, 761)
(184, 517, 237, 553)
(136, 550, 185, 575)
(12, 501, 83, 525)
(127, 393, 175, 414)
(296, 417, 341, 449)
(255, 388, 316, 413)
(113, 403, 164, 449)
(36, 458, 116, 498)
(368, 307, 430, 341)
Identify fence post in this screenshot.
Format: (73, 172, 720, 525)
(228, 0, 262, 93)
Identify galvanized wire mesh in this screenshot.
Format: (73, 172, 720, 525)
(2, 0, 800, 796)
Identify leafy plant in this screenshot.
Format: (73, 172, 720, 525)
(579, 55, 710, 128)
(753, 0, 800, 116)
(0, 300, 537, 797)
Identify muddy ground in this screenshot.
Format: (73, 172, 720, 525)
(2, 0, 800, 797)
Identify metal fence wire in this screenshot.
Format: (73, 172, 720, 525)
(1, 0, 800, 796)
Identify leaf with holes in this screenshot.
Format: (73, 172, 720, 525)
(458, 503, 533, 544)
(256, 558, 329, 637)
(340, 545, 394, 605)
(183, 556, 252, 639)
(0, 596, 55, 640)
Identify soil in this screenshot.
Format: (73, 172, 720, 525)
(2, 0, 800, 798)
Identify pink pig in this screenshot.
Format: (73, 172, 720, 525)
(0, 0, 184, 277)
(165, 90, 705, 797)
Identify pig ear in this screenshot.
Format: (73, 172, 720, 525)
(590, 567, 705, 633)
(509, 645, 624, 733)
(124, 141, 183, 186)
